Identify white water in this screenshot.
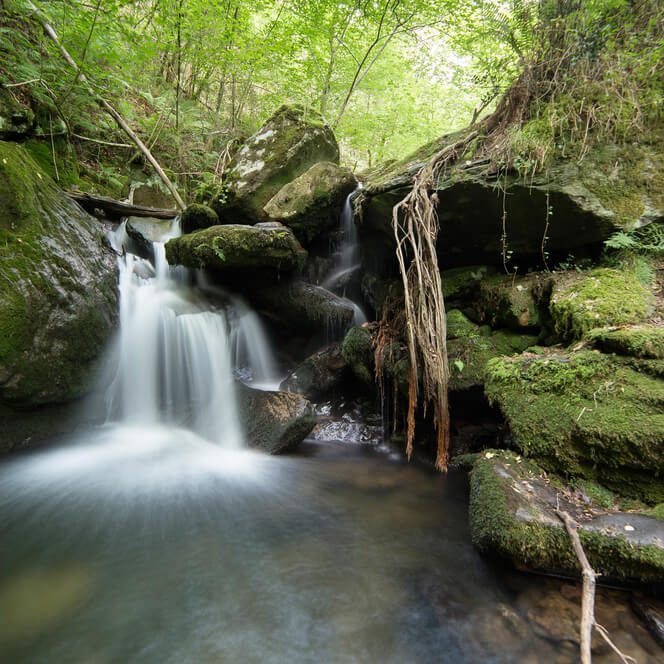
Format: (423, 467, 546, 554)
(105, 221, 243, 448)
(323, 190, 367, 325)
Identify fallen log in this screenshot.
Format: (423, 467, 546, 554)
(67, 191, 178, 220)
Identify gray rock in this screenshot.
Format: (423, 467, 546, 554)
(237, 383, 316, 453)
(126, 216, 176, 255)
(280, 343, 348, 398)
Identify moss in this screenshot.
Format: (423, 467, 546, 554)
(589, 325, 664, 359)
(165, 223, 307, 273)
(180, 203, 218, 234)
(485, 350, 664, 502)
(550, 268, 652, 341)
(440, 265, 489, 300)
(23, 138, 79, 188)
(469, 452, 664, 583)
(341, 326, 374, 385)
(573, 479, 615, 509)
(645, 504, 664, 520)
(447, 309, 479, 340)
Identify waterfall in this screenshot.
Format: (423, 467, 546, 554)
(105, 221, 243, 448)
(323, 188, 367, 325)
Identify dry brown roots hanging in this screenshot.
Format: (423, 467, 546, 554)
(391, 132, 478, 471)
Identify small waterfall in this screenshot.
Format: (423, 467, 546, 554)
(105, 222, 243, 448)
(324, 189, 367, 325)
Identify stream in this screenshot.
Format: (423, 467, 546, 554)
(0, 214, 660, 663)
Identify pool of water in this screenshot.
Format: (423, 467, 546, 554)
(0, 427, 659, 663)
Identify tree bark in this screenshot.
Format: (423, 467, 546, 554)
(27, 1, 186, 210)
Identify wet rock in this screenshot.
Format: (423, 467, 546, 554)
(280, 343, 348, 398)
(359, 138, 664, 265)
(549, 268, 653, 341)
(237, 383, 316, 453)
(631, 594, 664, 647)
(263, 161, 357, 245)
(180, 203, 218, 234)
(221, 105, 340, 223)
(249, 280, 354, 337)
(468, 451, 664, 582)
(484, 350, 664, 502)
(0, 141, 118, 410)
(165, 222, 307, 274)
(126, 216, 176, 256)
(341, 326, 375, 385)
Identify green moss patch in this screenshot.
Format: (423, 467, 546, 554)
(341, 326, 374, 385)
(550, 268, 652, 341)
(589, 325, 664, 359)
(485, 350, 664, 502)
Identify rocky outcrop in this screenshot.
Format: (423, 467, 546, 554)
(469, 451, 664, 583)
(165, 222, 307, 274)
(484, 349, 664, 502)
(221, 105, 340, 223)
(237, 383, 316, 453)
(280, 343, 348, 398)
(359, 138, 664, 267)
(0, 141, 118, 409)
(263, 161, 357, 245)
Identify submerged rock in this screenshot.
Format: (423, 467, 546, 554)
(0, 141, 118, 409)
(237, 383, 316, 453)
(484, 350, 664, 502)
(263, 161, 357, 245)
(280, 343, 348, 398)
(469, 451, 664, 583)
(221, 105, 339, 222)
(165, 222, 307, 274)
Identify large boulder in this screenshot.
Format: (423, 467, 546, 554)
(221, 105, 340, 222)
(359, 137, 664, 266)
(0, 141, 118, 410)
(165, 222, 307, 274)
(280, 343, 348, 398)
(469, 451, 664, 583)
(484, 350, 664, 502)
(263, 161, 357, 245)
(236, 383, 316, 453)
(248, 280, 354, 337)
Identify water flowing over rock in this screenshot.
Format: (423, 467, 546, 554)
(0, 141, 118, 409)
(263, 161, 357, 245)
(165, 222, 307, 275)
(221, 105, 340, 223)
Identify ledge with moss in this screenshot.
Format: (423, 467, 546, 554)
(484, 350, 664, 502)
(165, 222, 307, 274)
(469, 451, 664, 584)
(589, 325, 664, 360)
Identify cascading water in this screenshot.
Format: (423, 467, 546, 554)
(323, 188, 367, 325)
(105, 220, 242, 447)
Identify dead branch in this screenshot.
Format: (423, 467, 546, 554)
(26, 1, 186, 210)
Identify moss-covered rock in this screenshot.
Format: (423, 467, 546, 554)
(484, 350, 664, 502)
(469, 451, 664, 583)
(0, 141, 118, 409)
(0, 90, 35, 138)
(263, 161, 357, 245)
(550, 268, 652, 341)
(180, 203, 218, 234)
(221, 105, 339, 223)
(589, 325, 664, 359)
(441, 265, 491, 300)
(165, 222, 307, 274)
(341, 326, 375, 385)
(236, 382, 316, 453)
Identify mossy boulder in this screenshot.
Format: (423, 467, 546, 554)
(359, 138, 664, 265)
(280, 343, 348, 398)
(589, 325, 664, 359)
(469, 451, 664, 583)
(222, 105, 339, 222)
(249, 280, 354, 338)
(180, 203, 218, 234)
(263, 161, 357, 245)
(484, 350, 664, 502)
(441, 265, 491, 300)
(236, 382, 316, 453)
(165, 222, 307, 274)
(448, 310, 538, 391)
(341, 326, 375, 385)
(0, 90, 35, 138)
(0, 141, 118, 409)
(549, 268, 652, 341)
